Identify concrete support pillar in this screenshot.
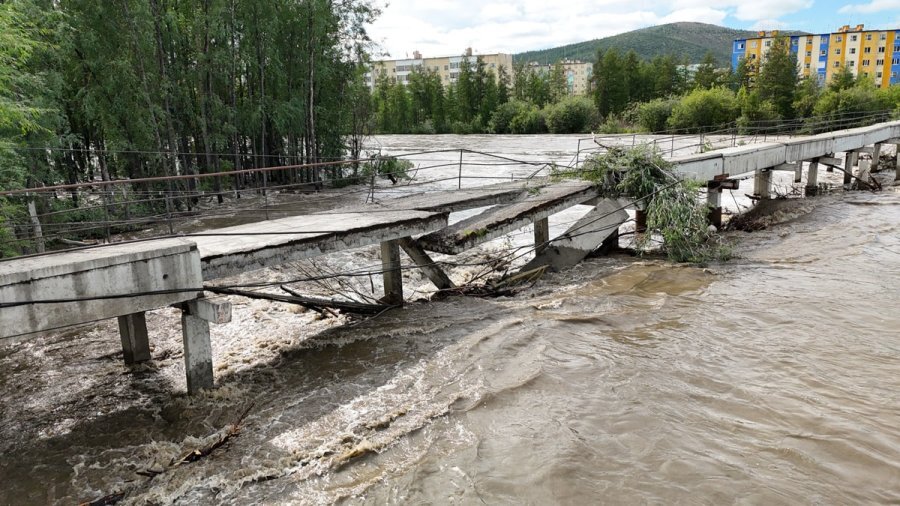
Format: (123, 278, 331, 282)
(871, 143, 882, 171)
(380, 239, 403, 306)
(180, 298, 231, 395)
(182, 311, 214, 394)
(844, 151, 858, 186)
(706, 188, 723, 230)
(805, 160, 819, 197)
(754, 169, 772, 200)
(117, 312, 151, 364)
(895, 144, 900, 182)
(857, 160, 871, 189)
(533, 217, 550, 255)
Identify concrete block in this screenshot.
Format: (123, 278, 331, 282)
(0, 239, 202, 339)
(721, 143, 787, 175)
(670, 152, 725, 181)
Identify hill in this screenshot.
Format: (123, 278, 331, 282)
(515, 22, 768, 66)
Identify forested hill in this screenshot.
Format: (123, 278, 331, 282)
(515, 22, 758, 66)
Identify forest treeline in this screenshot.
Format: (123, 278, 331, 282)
(0, 0, 377, 254)
(371, 38, 900, 136)
(0, 0, 376, 192)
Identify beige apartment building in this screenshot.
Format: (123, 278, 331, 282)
(526, 58, 594, 96)
(365, 48, 513, 89)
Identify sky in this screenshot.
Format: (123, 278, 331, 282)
(366, 0, 900, 58)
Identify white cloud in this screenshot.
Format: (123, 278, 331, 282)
(750, 19, 789, 30)
(366, 0, 813, 57)
(839, 0, 900, 13)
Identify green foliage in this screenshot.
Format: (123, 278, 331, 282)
(545, 97, 597, 134)
(736, 86, 780, 133)
(692, 52, 720, 90)
(361, 156, 413, 181)
(509, 105, 547, 134)
(489, 100, 529, 134)
(667, 87, 738, 133)
(756, 37, 798, 119)
(576, 144, 727, 263)
(634, 98, 677, 132)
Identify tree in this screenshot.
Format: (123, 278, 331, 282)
(757, 37, 799, 119)
(693, 52, 719, 90)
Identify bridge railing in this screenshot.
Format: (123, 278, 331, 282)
(572, 108, 898, 167)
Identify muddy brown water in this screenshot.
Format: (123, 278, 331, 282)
(1, 136, 899, 504)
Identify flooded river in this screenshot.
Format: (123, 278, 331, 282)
(1, 135, 899, 504)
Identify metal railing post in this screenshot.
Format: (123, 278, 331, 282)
(458, 150, 463, 189)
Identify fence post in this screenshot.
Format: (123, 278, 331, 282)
(164, 188, 175, 235)
(458, 150, 463, 189)
(263, 169, 270, 220)
(26, 194, 45, 253)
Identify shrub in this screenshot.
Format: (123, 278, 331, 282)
(545, 96, 597, 134)
(634, 98, 677, 132)
(667, 87, 739, 133)
(509, 104, 547, 134)
(489, 100, 529, 134)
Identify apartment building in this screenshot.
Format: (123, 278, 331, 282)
(365, 49, 513, 89)
(526, 59, 594, 96)
(733, 25, 900, 87)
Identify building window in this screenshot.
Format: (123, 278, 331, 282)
(805, 63, 811, 69)
(866, 34, 872, 41)
(893, 71, 898, 78)
(877, 59, 884, 66)
(764, 40, 772, 47)
(851, 35, 858, 41)
(750, 41, 757, 48)
(834, 61, 840, 68)
(806, 37, 813, 45)
(862, 59, 870, 66)
(849, 61, 856, 67)
(737, 42, 745, 49)
(850, 48, 856, 54)
(820, 49, 827, 56)
(792, 39, 798, 46)
(876, 71, 882, 78)
(822, 36, 829, 43)
(836, 35, 843, 42)
(444, 64, 449, 71)
(835, 48, 842, 55)
(864, 47, 871, 53)
(878, 46, 885, 53)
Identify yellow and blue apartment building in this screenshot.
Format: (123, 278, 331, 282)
(732, 25, 900, 88)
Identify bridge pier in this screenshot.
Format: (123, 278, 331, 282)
(754, 169, 772, 200)
(179, 298, 231, 394)
(871, 143, 883, 171)
(380, 239, 404, 305)
(706, 187, 722, 229)
(117, 312, 151, 364)
(534, 217, 550, 254)
(844, 151, 859, 186)
(895, 143, 900, 182)
(805, 159, 820, 197)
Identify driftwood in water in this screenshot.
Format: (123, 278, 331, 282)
(205, 286, 394, 315)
